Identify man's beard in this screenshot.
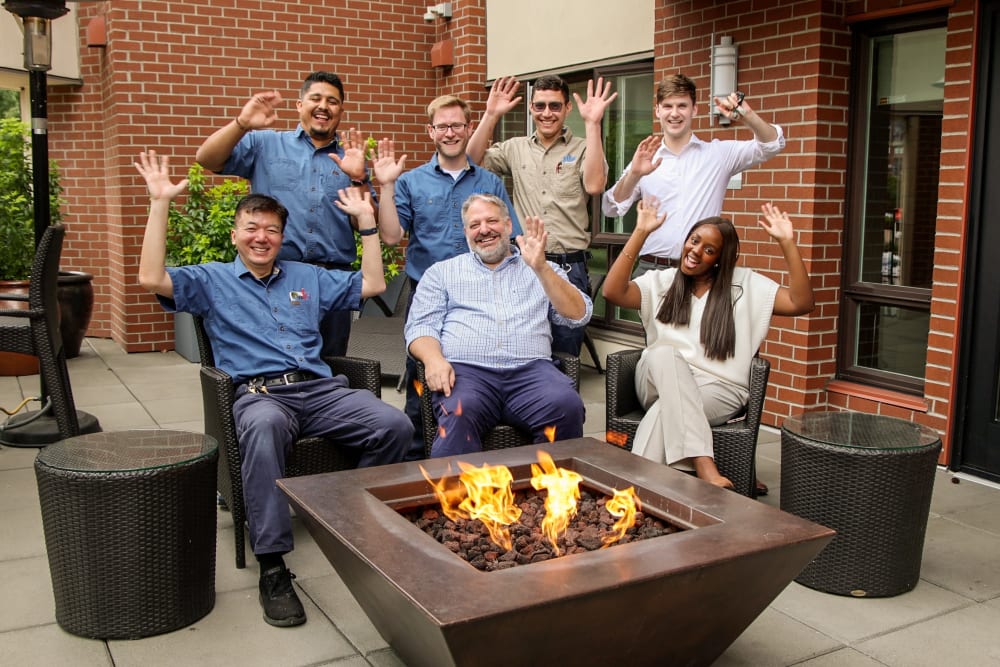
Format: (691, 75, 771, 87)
(471, 234, 510, 265)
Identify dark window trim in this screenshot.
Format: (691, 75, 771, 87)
(839, 10, 947, 395)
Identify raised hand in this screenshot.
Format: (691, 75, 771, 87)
(236, 91, 283, 130)
(629, 135, 664, 177)
(573, 77, 618, 124)
(515, 216, 548, 270)
(372, 138, 408, 185)
(712, 91, 752, 123)
(333, 186, 374, 220)
(134, 150, 188, 202)
(485, 76, 523, 117)
(635, 197, 667, 234)
(330, 127, 367, 181)
(758, 202, 795, 243)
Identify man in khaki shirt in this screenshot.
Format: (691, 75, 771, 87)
(467, 75, 615, 356)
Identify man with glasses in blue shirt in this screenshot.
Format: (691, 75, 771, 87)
(196, 71, 371, 359)
(373, 95, 519, 459)
(467, 75, 616, 358)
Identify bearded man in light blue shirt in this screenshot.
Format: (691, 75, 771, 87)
(406, 194, 590, 457)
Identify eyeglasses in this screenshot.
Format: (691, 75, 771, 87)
(531, 101, 565, 113)
(430, 122, 468, 134)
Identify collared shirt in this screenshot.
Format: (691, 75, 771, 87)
(602, 128, 785, 258)
(221, 126, 362, 266)
(482, 127, 606, 253)
(160, 257, 362, 383)
(405, 248, 592, 370)
(394, 154, 521, 281)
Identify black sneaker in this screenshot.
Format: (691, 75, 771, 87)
(258, 565, 306, 627)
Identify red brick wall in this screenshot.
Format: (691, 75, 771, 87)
(47, 0, 454, 352)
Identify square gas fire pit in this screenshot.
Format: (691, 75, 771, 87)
(279, 437, 833, 667)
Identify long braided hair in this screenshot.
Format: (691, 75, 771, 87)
(655, 217, 743, 361)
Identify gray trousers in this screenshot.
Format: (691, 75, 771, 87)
(632, 344, 746, 468)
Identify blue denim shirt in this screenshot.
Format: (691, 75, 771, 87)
(394, 154, 520, 281)
(221, 126, 363, 266)
(160, 258, 361, 383)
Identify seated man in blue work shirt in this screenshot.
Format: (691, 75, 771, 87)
(405, 193, 590, 457)
(135, 151, 411, 628)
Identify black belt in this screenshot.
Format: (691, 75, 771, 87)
(250, 371, 319, 388)
(545, 250, 590, 264)
(639, 255, 679, 268)
(308, 261, 353, 271)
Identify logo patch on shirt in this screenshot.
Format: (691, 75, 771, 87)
(289, 289, 309, 305)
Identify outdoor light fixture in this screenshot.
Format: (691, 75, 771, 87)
(423, 2, 452, 22)
(4, 0, 69, 71)
(711, 35, 738, 126)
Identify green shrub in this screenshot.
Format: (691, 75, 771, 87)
(0, 118, 63, 280)
(166, 163, 247, 266)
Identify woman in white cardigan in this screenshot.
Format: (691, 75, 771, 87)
(603, 200, 815, 488)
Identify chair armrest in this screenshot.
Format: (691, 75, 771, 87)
(553, 351, 580, 392)
(606, 349, 643, 418)
(0, 293, 29, 302)
(324, 355, 381, 398)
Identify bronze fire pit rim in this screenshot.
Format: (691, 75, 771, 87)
(279, 438, 834, 628)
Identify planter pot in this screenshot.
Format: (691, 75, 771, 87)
(57, 271, 95, 359)
(0, 272, 95, 375)
(174, 311, 200, 363)
(0, 280, 39, 376)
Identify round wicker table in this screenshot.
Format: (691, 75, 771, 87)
(34, 430, 218, 639)
(780, 412, 941, 597)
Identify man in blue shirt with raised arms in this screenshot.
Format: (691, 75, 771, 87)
(405, 193, 590, 457)
(135, 151, 411, 629)
(196, 71, 371, 359)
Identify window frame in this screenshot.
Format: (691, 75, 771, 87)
(839, 11, 946, 394)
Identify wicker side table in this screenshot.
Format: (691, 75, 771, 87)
(35, 430, 218, 639)
(780, 412, 941, 597)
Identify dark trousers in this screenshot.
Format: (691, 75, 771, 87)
(550, 259, 589, 357)
(429, 359, 585, 458)
(233, 376, 413, 554)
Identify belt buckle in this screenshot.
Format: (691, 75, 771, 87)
(281, 372, 298, 385)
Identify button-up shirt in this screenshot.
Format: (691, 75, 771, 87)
(161, 257, 361, 383)
(394, 154, 521, 281)
(602, 129, 785, 259)
(221, 126, 362, 266)
(405, 248, 592, 369)
(482, 127, 605, 253)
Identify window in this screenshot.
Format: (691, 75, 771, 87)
(841, 16, 945, 393)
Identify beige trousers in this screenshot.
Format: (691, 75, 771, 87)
(632, 344, 747, 467)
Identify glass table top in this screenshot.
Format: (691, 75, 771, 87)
(36, 430, 218, 473)
(782, 411, 940, 451)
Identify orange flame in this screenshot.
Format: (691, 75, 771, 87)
(420, 461, 522, 551)
(422, 451, 642, 554)
(603, 487, 641, 546)
(413, 378, 424, 397)
(543, 425, 557, 442)
(529, 451, 582, 554)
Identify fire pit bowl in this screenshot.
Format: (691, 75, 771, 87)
(279, 437, 833, 667)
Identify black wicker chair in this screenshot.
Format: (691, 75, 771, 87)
(193, 316, 380, 568)
(582, 272, 606, 374)
(415, 353, 581, 457)
(605, 349, 770, 498)
(0, 225, 90, 440)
